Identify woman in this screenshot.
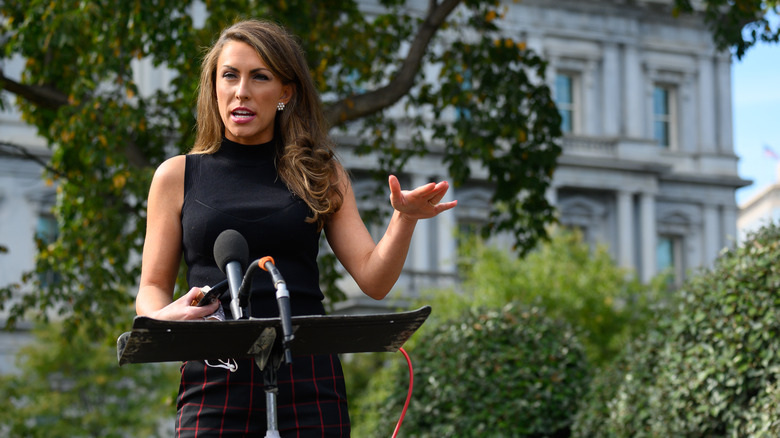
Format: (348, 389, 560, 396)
(136, 19, 456, 437)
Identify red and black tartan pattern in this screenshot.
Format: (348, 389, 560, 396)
(176, 354, 350, 437)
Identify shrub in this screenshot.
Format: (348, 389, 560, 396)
(572, 222, 780, 437)
(448, 229, 664, 365)
(349, 228, 661, 435)
(363, 303, 590, 437)
(737, 380, 780, 437)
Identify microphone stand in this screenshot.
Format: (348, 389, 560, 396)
(226, 262, 244, 319)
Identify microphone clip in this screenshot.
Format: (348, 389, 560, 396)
(238, 256, 295, 365)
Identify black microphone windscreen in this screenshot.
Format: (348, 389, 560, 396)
(213, 229, 249, 273)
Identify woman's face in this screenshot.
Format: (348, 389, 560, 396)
(215, 40, 291, 145)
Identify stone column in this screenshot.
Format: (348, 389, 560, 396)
(617, 190, 634, 269)
(702, 203, 720, 268)
(602, 42, 620, 137)
(584, 60, 599, 136)
(722, 204, 738, 250)
(644, 68, 656, 141)
(679, 73, 697, 153)
(716, 55, 734, 153)
(697, 55, 716, 153)
(639, 192, 656, 282)
(623, 44, 643, 138)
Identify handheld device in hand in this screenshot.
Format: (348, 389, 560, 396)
(194, 279, 228, 307)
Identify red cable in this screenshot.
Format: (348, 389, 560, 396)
(392, 347, 414, 438)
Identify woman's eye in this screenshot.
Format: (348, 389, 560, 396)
(254, 74, 269, 81)
(221, 72, 237, 79)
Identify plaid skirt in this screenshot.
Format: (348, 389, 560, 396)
(176, 354, 350, 437)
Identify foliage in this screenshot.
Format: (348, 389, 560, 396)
(441, 229, 665, 365)
(673, 0, 780, 59)
(736, 380, 780, 437)
(348, 228, 662, 434)
(572, 222, 780, 437)
(355, 303, 589, 437)
(0, 321, 180, 437)
(0, 0, 562, 339)
(346, 228, 657, 433)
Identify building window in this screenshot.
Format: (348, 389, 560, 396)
(36, 213, 61, 287)
(555, 73, 576, 134)
(35, 214, 58, 244)
(657, 235, 683, 285)
(653, 85, 673, 147)
(556, 193, 608, 248)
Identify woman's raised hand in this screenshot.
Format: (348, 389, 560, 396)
(388, 174, 457, 221)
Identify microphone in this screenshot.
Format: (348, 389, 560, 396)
(213, 229, 249, 319)
(259, 256, 295, 364)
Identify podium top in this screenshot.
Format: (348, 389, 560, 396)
(118, 306, 431, 366)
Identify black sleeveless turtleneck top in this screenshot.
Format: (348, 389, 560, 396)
(181, 137, 325, 318)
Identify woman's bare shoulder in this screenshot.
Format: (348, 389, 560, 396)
(152, 155, 186, 185)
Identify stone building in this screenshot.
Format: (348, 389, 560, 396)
(336, 0, 748, 312)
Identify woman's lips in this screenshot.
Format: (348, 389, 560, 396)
(231, 107, 256, 124)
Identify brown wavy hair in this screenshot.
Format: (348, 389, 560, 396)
(191, 19, 343, 230)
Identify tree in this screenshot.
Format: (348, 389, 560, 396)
(0, 321, 180, 437)
(0, 0, 562, 336)
(674, 0, 780, 59)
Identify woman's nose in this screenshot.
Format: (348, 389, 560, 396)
(235, 80, 249, 100)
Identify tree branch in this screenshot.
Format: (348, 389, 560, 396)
(1, 69, 151, 169)
(323, 0, 461, 127)
(0, 69, 69, 110)
(0, 140, 64, 179)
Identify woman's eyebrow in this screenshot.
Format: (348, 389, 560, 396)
(221, 65, 271, 75)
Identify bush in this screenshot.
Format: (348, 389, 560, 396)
(349, 228, 661, 435)
(361, 303, 590, 437)
(572, 222, 780, 437)
(737, 380, 780, 437)
(449, 229, 664, 366)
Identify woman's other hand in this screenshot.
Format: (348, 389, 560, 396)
(147, 287, 220, 321)
(388, 174, 458, 221)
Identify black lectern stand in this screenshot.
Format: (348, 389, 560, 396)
(117, 306, 431, 437)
